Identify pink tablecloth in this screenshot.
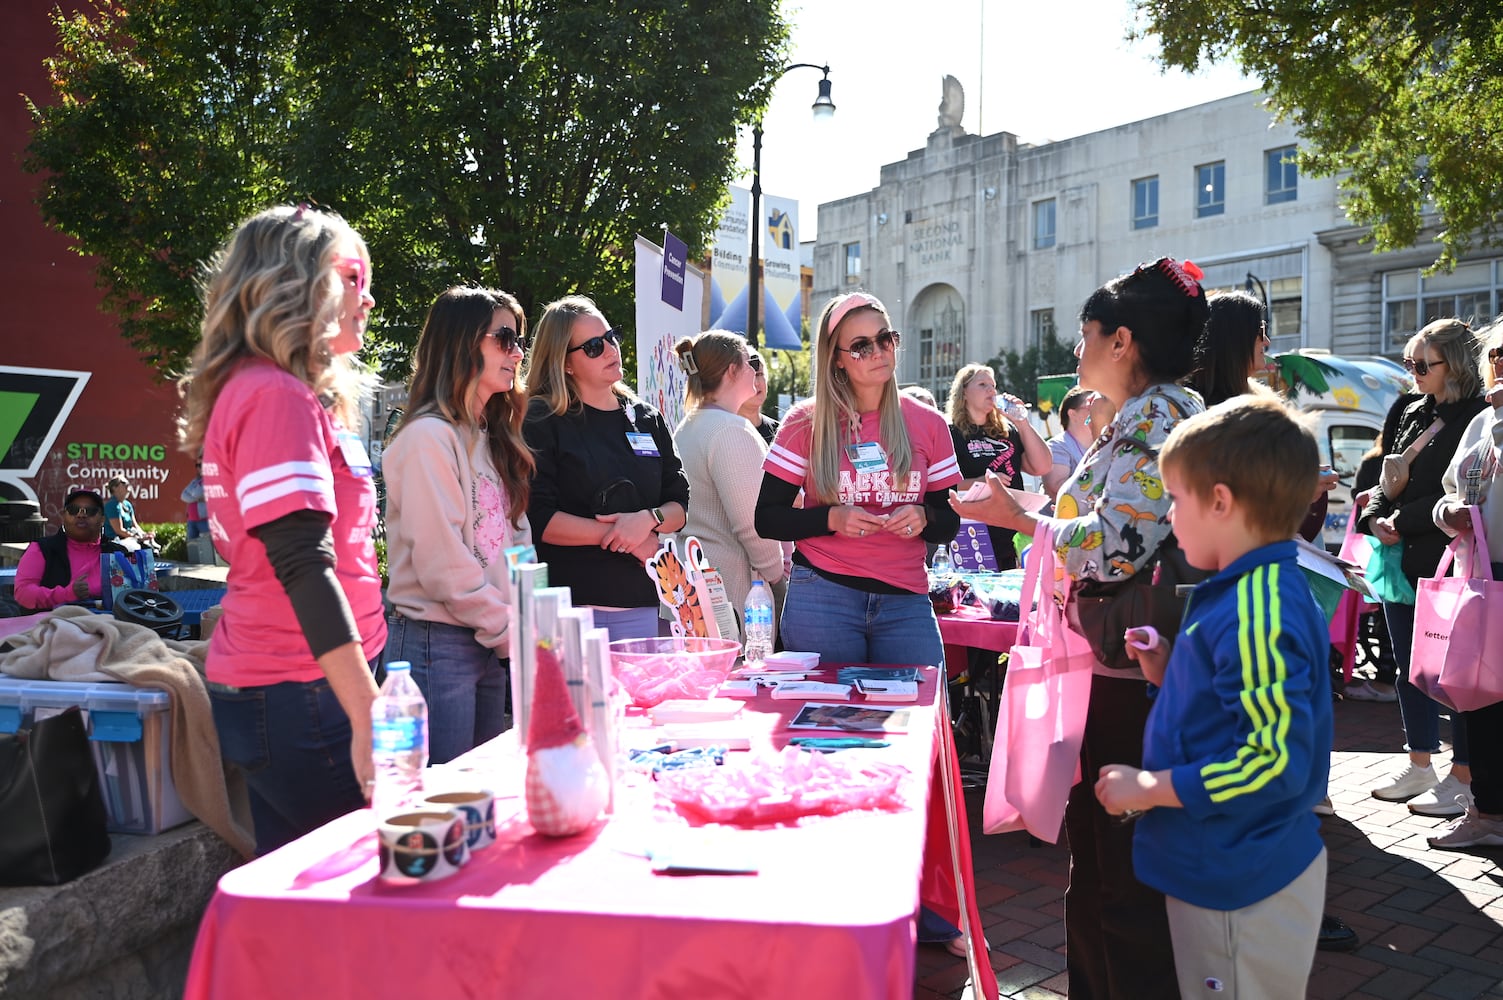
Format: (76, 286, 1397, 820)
(184, 669, 967, 1000)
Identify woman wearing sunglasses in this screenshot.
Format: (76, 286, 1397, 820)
(672, 332, 785, 643)
(1360, 318, 1487, 816)
(179, 205, 382, 855)
(756, 291, 961, 667)
(737, 349, 780, 445)
(381, 287, 534, 763)
(523, 296, 689, 641)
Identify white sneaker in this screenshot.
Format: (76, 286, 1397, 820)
(1428, 804, 1503, 850)
(1371, 762, 1439, 801)
(1408, 775, 1472, 817)
(1344, 681, 1399, 703)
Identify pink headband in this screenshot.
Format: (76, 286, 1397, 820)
(827, 292, 884, 334)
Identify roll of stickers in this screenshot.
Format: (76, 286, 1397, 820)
(421, 790, 497, 852)
(377, 808, 469, 883)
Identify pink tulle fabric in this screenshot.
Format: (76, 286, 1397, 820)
(614, 654, 731, 708)
(654, 746, 910, 825)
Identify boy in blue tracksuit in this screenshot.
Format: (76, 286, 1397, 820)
(1095, 396, 1333, 999)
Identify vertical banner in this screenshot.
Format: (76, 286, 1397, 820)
(661, 230, 687, 312)
(634, 234, 705, 431)
(708, 186, 751, 335)
(761, 194, 803, 350)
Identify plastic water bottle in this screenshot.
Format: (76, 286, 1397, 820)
(370, 661, 428, 815)
(930, 544, 955, 584)
(743, 579, 774, 670)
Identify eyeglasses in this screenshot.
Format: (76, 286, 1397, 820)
(1403, 357, 1446, 376)
(747, 354, 764, 374)
(839, 329, 901, 361)
(1259, 322, 1271, 344)
(333, 255, 370, 297)
(65, 505, 101, 517)
(483, 326, 529, 353)
(567, 327, 624, 359)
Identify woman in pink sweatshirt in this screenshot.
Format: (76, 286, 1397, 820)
(382, 287, 534, 763)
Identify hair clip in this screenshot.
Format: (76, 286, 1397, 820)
(677, 349, 699, 376)
(1135, 257, 1204, 298)
(292, 201, 311, 221)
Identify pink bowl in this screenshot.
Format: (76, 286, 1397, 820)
(609, 636, 742, 708)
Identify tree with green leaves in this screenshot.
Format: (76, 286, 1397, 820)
(25, 0, 787, 378)
(1132, 1, 1503, 270)
(987, 335, 1078, 407)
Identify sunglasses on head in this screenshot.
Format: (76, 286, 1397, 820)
(838, 329, 901, 361)
(567, 327, 623, 359)
(332, 255, 370, 297)
(1403, 357, 1446, 376)
(65, 505, 100, 517)
(483, 326, 529, 353)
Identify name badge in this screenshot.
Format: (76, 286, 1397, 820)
(337, 430, 374, 477)
(626, 431, 659, 457)
(844, 441, 888, 475)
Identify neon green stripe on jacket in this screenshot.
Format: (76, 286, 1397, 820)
(1198, 564, 1294, 801)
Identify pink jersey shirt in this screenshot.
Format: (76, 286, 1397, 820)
(203, 360, 385, 686)
(764, 395, 961, 593)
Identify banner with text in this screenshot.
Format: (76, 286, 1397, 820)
(634, 234, 705, 431)
(708, 186, 750, 337)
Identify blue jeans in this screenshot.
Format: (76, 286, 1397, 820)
(591, 606, 670, 643)
(779, 565, 944, 667)
(1385, 600, 1468, 764)
(209, 677, 367, 856)
(385, 615, 509, 765)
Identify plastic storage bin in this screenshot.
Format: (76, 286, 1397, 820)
(0, 676, 192, 835)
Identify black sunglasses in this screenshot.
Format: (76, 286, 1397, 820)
(747, 354, 764, 374)
(65, 505, 101, 517)
(567, 327, 624, 359)
(483, 326, 528, 353)
(1403, 357, 1446, 376)
(839, 329, 901, 361)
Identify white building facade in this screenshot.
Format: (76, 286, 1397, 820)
(812, 90, 1503, 398)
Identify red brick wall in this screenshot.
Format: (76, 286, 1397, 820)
(1, 0, 193, 524)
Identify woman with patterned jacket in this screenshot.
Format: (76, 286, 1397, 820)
(954, 257, 1211, 999)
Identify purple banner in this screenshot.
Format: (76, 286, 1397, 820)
(661, 231, 687, 311)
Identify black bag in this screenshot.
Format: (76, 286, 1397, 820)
(0, 705, 112, 886)
(1071, 531, 1211, 671)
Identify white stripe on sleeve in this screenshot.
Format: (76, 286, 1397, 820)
(765, 442, 808, 480)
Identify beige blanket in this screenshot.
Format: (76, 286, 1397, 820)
(0, 606, 255, 858)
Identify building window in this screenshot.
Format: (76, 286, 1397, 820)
(1381, 260, 1498, 352)
(1265, 146, 1298, 204)
(1032, 199, 1056, 250)
(843, 242, 861, 282)
(1030, 308, 1056, 350)
(1196, 161, 1225, 218)
(1132, 176, 1158, 229)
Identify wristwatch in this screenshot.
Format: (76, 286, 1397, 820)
(651, 507, 665, 530)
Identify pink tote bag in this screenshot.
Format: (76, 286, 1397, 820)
(1328, 508, 1369, 683)
(983, 523, 1095, 842)
(1411, 506, 1503, 712)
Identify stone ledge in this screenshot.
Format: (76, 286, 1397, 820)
(0, 823, 241, 999)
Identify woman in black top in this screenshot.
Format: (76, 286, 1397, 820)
(944, 363, 1050, 569)
(522, 296, 689, 641)
(1360, 319, 1487, 816)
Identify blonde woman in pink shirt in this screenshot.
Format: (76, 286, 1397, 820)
(382, 287, 534, 763)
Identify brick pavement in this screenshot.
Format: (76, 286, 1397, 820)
(917, 693, 1503, 999)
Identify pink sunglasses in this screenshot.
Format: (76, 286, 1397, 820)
(333, 255, 370, 296)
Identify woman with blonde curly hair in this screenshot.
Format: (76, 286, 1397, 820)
(381, 287, 534, 763)
(521, 295, 689, 641)
(178, 204, 383, 854)
(944, 362, 1051, 568)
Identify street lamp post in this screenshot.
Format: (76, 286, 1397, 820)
(747, 63, 834, 350)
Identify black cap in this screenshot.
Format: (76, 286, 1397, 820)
(65, 488, 104, 509)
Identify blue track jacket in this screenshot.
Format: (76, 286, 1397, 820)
(1135, 539, 1333, 911)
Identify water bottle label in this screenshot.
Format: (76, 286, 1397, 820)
(373, 717, 425, 753)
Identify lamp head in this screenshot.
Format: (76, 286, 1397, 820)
(812, 73, 836, 121)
